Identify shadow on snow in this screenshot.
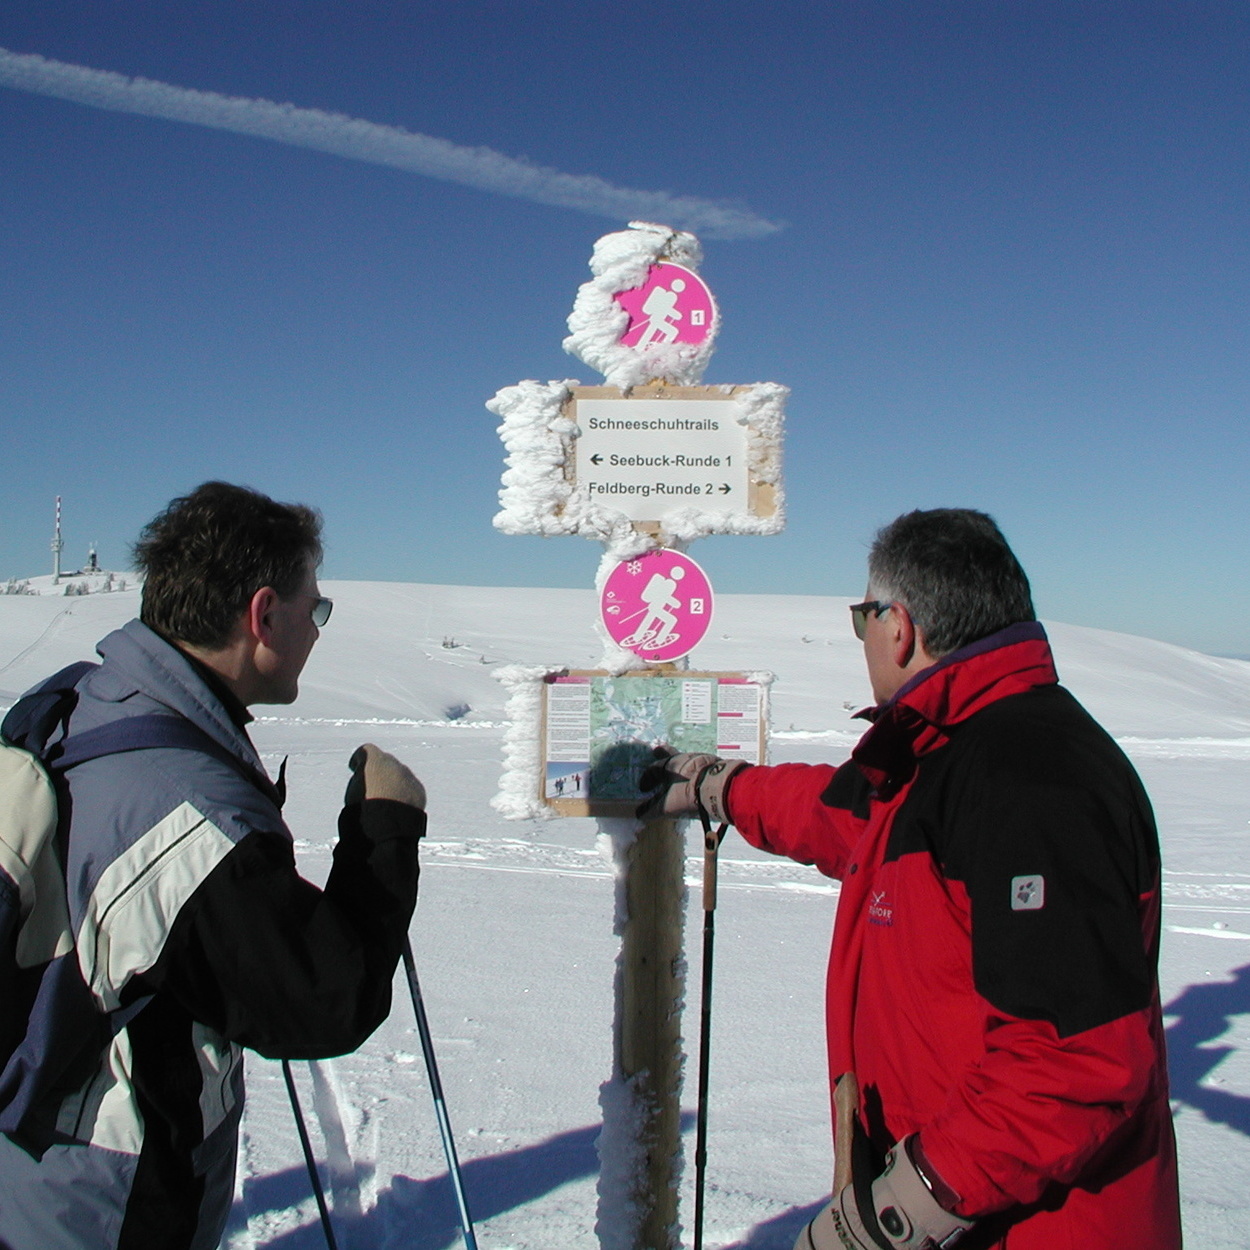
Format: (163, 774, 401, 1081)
(226, 1110, 826, 1248)
(1164, 960, 1250, 1137)
(230, 965, 1249, 1246)
(717, 1198, 825, 1248)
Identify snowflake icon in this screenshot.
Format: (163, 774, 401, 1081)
(626, 560, 643, 576)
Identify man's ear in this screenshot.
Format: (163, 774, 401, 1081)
(890, 603, 918, 669)
(246, 586, 281, 646)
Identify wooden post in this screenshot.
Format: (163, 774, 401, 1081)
(618, 813, 686, 1249)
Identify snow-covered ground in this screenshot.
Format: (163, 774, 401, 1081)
(3, 579, 1249, 1249)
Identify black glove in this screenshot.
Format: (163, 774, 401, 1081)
(794, 1135, 974, 1250)
(636, 747, 747, 821)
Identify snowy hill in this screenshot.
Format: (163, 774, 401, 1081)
(2, 582, 1249, 1249)
(6, 579, 1250, 736)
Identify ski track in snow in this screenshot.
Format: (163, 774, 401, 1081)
(0, 602, 74, 679)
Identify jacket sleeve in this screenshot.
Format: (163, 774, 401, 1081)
(138, 798, 424, 1058)
(914, 725, 1167, 1217)
(726, 761, 861, 880)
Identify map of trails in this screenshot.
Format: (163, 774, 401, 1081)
(544, 674, 762, 806)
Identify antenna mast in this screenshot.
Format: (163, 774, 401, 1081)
(52, 495, 63, 585)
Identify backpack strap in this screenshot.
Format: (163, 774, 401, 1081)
(49, 714, 282, 809)
(0, 661, 97, 754)
(2, 662, 281, 809)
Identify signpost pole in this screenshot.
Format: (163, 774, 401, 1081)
(491, 223, 784, 1250)
(618, 811, 686, 1250)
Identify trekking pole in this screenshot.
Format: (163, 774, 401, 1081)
(281, 1058, 340, 1250)
(692, 808, 728, 1250)
(402, 937, 479, 1250)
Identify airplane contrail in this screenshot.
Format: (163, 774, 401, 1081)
(0, 46, 783, 241)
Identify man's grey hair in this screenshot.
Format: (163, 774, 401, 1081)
(867, 508, 1036, 658)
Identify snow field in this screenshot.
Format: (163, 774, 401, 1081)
(2, 581, 1249, 1247)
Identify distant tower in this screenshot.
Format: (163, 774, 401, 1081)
(52, 496, 64, 585)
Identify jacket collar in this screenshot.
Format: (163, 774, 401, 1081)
(852, 621, 1057, 797)
(92, 619, 265, 773)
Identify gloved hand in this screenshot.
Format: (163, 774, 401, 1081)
(344, 743, 427, 810)
(794, 1136, 973, 1250)
(636, 748, 747, 822)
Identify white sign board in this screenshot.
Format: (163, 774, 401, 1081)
(574, 399, 749, 520)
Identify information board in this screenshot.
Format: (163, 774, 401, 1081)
(541, 670, 766, 817)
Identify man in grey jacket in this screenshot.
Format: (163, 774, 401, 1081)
(0, 482, 426, 1250)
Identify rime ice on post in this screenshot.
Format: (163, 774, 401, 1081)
(563, 221, 717, 390)
(488, 222, 784, 1250)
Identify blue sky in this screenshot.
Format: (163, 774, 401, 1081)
(2, 2, 1248, 656)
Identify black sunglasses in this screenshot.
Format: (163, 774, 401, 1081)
(849, 599, 893, 641)
(310, 596, 333, 628)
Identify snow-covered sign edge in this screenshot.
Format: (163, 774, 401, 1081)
(491, 663, 558, 821)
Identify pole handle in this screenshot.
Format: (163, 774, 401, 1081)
(699, 815, 728, 914)
(833, 1071, 860, 1195)
(702, 834, 718, 911)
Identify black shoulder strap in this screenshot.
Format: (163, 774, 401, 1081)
(51, 714, 282, 809)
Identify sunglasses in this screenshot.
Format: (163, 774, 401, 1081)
(849, 599, 893, 640)
(309, 596, 334, 628)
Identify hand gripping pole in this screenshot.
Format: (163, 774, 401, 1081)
(403, 938, 480, 1250)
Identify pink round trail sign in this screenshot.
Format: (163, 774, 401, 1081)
(615, 263, 716, 350)
(601, 549, 714, 664)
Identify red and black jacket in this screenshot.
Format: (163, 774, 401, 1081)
(725, 622, 1181, 1249)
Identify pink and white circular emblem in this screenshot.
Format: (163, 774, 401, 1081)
(614, 263, 716, 351)
(600, 549, 714, 663)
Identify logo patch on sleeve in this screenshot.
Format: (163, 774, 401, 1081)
(1011, 875, 1045, 911)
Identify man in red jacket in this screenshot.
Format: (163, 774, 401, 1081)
(642, 509, 1181, 1250)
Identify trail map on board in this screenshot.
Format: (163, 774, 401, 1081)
(543, 673, 764, 810)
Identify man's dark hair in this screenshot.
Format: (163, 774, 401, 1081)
(867, 508, 1035, 657)
(134, 482, 323, 648)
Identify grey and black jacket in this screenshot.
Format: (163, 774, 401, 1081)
(0, 620, 423, 1250)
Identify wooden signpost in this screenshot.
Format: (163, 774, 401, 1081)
(490, 222, 785, 1249)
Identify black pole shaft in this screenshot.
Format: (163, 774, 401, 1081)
(282, 1059, 340, 1250)
(692, 816, 726, 1250)
(692, 905, 716, 1250)
(403, 938, 479, 1250)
